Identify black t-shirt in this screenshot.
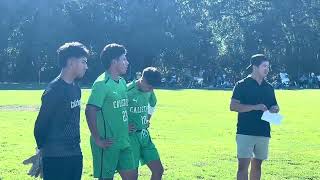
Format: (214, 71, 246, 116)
(34, 77, 82, 157)
(231, 76, 278, 137)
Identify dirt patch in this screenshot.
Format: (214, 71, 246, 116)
(0, 105, 86, 111)
(0, 105, 40, 112)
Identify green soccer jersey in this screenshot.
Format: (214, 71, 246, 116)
(87, 72, 130, 149)
(127, 81, 157, 130)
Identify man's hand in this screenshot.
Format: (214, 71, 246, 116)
(253, 104, 268, 111)
(94, 137, 113, 149)
(128, 123, 136, 133)
(23, 149, 43, 178)
(269, 105, 280, 113)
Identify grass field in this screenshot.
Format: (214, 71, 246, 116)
(0, 89, 319, 180)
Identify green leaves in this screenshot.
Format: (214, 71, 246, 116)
(0, 0, 319, 82)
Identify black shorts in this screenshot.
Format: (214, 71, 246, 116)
(42, 155, 83, 180)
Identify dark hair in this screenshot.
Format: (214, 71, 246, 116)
(57, 42, 89, 68)
(246, 54, 269, 70)
(100, 43, 127, 69)
(142, 67, 162, 87)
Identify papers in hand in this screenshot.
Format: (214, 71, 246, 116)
(261, 111, 283, 125)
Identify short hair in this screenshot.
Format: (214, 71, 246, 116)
(100, 43, 127, 69)
(246, 54, 269, 70)
(57, 42, 89, 68)
(142, 67, 162, 87)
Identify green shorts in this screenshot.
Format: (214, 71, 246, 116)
(90, 138, 136, 179)
(129, 129, 160, 168)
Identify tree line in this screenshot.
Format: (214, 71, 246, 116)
(0, 0, 319, 83)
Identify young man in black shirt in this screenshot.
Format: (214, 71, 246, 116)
(25, 42, 89, 180)
(230, 54, 280, 180)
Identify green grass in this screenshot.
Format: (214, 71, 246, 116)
(0, 89, 319, 179)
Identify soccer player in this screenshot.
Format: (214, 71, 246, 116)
(230, 54, 280, 180)
(85, 43, 137, 180)
(127, 67, 164, 180)
(31, 42, 89, 180)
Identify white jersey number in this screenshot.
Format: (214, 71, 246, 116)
(122, 110, 128, 122)
(141, 115, 148, 125)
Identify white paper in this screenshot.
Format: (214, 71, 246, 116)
(261, 111, 283, 125)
